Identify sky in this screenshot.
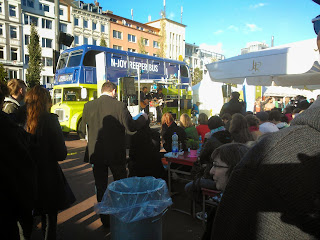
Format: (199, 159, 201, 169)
(96, 0, 320, 58)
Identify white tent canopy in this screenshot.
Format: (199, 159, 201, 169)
(206, 39, 320, 89)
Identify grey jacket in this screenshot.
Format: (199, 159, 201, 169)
(2, 96, 20, 114)
(211, 98, 320, 239)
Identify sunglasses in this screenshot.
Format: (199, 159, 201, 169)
(312, 15, 320, 35)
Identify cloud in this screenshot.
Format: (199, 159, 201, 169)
(199, 43, 224, 54)
(250, 3, 266, 9)
(228, 25, 239, 31)
(245, 23, 262, 32)
(213, 30, 223, 35)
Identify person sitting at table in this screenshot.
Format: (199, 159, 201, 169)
(202, 143, 250, 240)
(196, 113, 210, 143)
(128, 119, 166, 179)
(161, 112, 187, 152)
(185, 116, 232, 209)
(180, 113, 199, 141)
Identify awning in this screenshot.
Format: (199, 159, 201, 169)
(206, 39, 320, 89)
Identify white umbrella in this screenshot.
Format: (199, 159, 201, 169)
(206, 39, 320, 89)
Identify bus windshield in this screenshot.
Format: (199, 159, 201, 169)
(63, 88, 89, 102)
(67, 50, 83, 68)
(57, 53, 69, 70)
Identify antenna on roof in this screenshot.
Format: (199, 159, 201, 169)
(131, 9, 133, 20)
(148, 15, 151, 22)
(181, 6, 183, 24)
(163, 0, 166, 18)
(271, 36, 274, 47)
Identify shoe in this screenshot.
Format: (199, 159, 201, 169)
(196, 211, 207, 222)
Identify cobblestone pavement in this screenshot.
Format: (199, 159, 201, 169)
(30, 133, 203, 240)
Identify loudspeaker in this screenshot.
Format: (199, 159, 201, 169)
(121, 77, 135, 96)
(58, 32, 74, 47)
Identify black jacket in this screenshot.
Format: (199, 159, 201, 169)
(200, 130, 232, 164)
(81, 95, 145, 165)
(162, 121, 187, 152)
(220, 99, 246, 116)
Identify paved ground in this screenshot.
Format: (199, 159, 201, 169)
(30, 133, 204, 240)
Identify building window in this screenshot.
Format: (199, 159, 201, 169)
(74, 17, 79, 26)
(42, 19, 52, 29)
(0, 46, 4, 59)
(113, 45, 122, 50)
(39, 3, 49, 12)
(136, 26, 144, 31)
(143, 38, 149, 46)
(92, 22, 96, 30)
(8, 70, 18, 79)
(25, 15, 38, 26)
(42, 57, 53, 67)
(11, 48, 18, 61)
(43, 76, 54, 84)
(128, 48, 136, 52)
(59, 23, 67, 32)
(59, 9, 63, 16)
(101, 24, 105, 32)
(83, 19, 88, 28)
(9, 5, 16, 17)
(22, 0, 26, 6)
(0, 24, 3, 36)
(93, 39, 97, 45)
(74, 35, 79, 45)
(113, 30, 122, 39)
(25, 54, 29, 64)
(10, 26, 17, 39)
(123, 21, 131, 27)
(60, 44, 67, 50)
(27, 0, 34, 8)
(153, 41, 160, 48)
(110, 18, 117, 23)
(128, 34, 136, 43)
(153, 53, 158, 57)
(0, 2, 2, 13)
(42, 38, 52, 48)
(83, 37, 88, 45)
(25, 35, 30, 45)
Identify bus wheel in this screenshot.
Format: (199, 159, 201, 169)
(77, 118, 85, 139)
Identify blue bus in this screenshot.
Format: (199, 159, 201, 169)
(51, 45, 192, 136)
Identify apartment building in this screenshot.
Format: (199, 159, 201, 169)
(147, 18, 185, 60)
(71, 1, 108, 47)
(102, 12, 160, 56)
(241, 41, 269, 55)
(0, 0, 23, 79)
(21, 0, 71, 87)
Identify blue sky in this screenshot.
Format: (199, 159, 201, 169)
(97, 0, 320, 58)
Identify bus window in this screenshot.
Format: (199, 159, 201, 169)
(83, 50, 102, 67)
(63, 88, 89, 101)
(53, 89, 62, 104)
(67, 50, 83, 68)
(57, 53, 69, 70)
(180, 65, 189, 78)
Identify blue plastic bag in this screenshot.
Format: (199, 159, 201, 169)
(95, 177, 172, 223)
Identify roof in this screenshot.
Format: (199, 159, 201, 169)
(146, 18, 187, 28)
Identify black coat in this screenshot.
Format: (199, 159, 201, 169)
(162, 122, 187, 152)
(220, 99, 246, 116)
(31, 113, 68, 213)
(81, 95, 145, 165)
(128, 124, 165, 179)
(0, 111, 36, 216)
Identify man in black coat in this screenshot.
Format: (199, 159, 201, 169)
(219, 91, 246, 116)
(81, 81, 146, 227)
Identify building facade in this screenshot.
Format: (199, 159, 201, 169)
(241, 41, 269, 55)
(71, 1, 109, 47)
(147, 18, 185, 60)
(0, 0, 23, 80)
(21, 0, 71, 87)
(104, 12, 160, 55)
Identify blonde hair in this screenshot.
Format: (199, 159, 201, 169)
(161, 112, 174, 126)
(180, 113, 193, 128)
(7, 79, 26, 96)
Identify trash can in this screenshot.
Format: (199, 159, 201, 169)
(95, 177, 172, 240)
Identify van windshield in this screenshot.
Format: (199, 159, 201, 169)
(57, 53, 69, 70)
(67, 50, 83, 67)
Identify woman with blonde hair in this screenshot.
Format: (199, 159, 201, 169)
(25, 86, 73, 240)
(180, 113, 198, 141)
(161, 112, 187, 152)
